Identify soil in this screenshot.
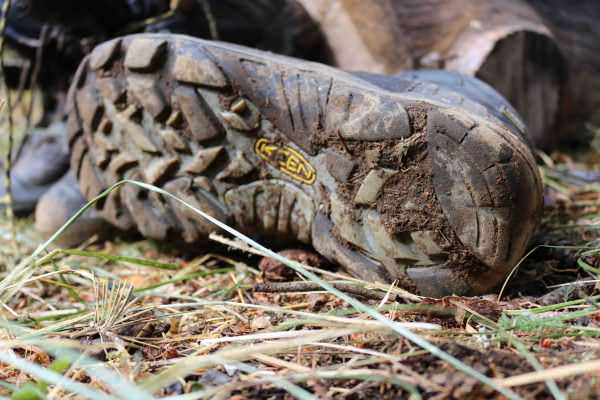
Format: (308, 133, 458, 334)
(315, 104, 488, 292)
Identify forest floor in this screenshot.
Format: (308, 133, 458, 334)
(0, 122, 599, 399)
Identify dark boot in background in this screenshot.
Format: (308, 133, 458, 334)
(0, 0, 327, 216)
(0, 123, 69, 215)
(35, 172, 111, 247)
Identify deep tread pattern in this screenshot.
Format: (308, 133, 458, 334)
(67, 34, 543, 297)
(76, 88, 104, 131)
(211, 49, 411, 154)
(428, 108, 542, 284)
(79, 153, 106, 200)
(97, 77, 126, 105)
(224, 180, 314, 244)
(126, 75, 169, 119)
(172, 54, 229, 88)
(356, 69, 529, 145)
(122, 178, 172, 239)
(124, 38, 168, 71)
(90, 39, 122, 71)
(399, 70, 529, 143)
(173, 86, 224, 142)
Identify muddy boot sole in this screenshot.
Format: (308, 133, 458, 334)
(67, 33, 543, 297)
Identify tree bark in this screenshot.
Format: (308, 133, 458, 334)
(527, 0, 600, 140)
(298, 0, 566, 149)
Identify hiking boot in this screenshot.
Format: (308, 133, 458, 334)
(359, 69, 529, 147)
(21, 0, 322, 59)
(0, 0, 325, 214)
(3, 0, 325, 94)
(35, 172, 111, 247)
(0, 123, 70, 215)
(66, 34, 543, 297)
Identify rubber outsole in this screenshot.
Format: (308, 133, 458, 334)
(67, 33, 543, 297)
(355, 69, 529, 145)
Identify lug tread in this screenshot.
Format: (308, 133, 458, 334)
(66, 34, 543, 298)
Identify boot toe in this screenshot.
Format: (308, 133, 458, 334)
(408, 108, 543, 295)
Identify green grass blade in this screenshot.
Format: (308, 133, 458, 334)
(0, 351, 117, 400)
(59, 249, 181, 270)
(505, 335, 565, 400)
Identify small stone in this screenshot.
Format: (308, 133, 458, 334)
(325, 151, 355, 183)
(250, 316, 272, 330)
(354, 168, 397, 205)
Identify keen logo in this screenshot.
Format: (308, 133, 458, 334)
(255, 138, 316, 185)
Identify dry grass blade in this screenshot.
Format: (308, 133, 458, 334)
(142, 328, 359, 392)
(93, 278, 136, 332)
(151, 299, 443, 332)
(496, 359, 600, 387)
